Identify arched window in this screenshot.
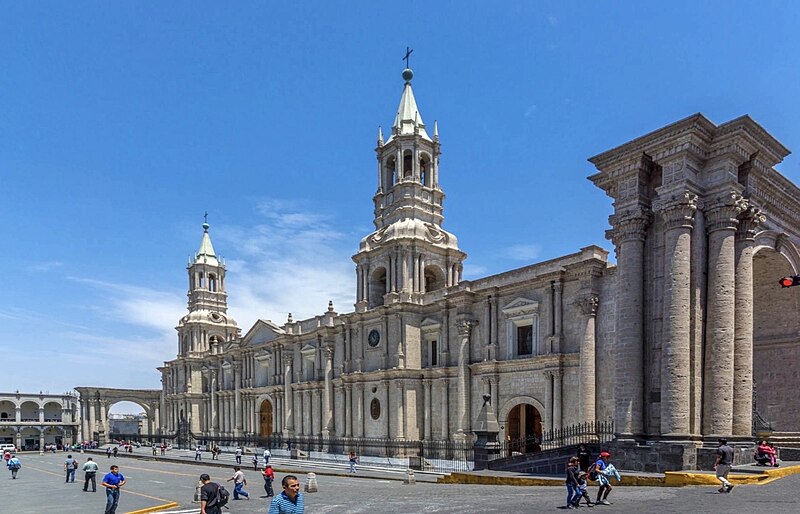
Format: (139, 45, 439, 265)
(403, 150, 413, 179)
(386, 156, 397, 188)
(420, 154, 432, 186)
(424, 265, 446, 292)
(369, 267, 387, 309)
(208, 274, 217, 292)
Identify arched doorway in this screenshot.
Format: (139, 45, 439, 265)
(506, 403, 542, 455)
(259, 400, 273, 436)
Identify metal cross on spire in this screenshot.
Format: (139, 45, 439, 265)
(403, 47, 413, 68)
(204, 211, 208, 224)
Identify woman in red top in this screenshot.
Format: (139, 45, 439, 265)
(262, 465, 275, 497)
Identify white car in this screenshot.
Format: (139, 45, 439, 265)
(0, 443, 17, 453)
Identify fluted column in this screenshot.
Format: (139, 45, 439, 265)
(733, 206, 765, 436)
(423, 380, 432, 440)
(81, 401, 90, 442)
(234, 363, 243, 435)
(703, 193, 746, 437)
(577, 294, 599, 424)
(354, 384, 364, 437)
(455, 320, 476, 439)
(88, 400, 96, 440)
(344, 384, 353, 437)
(99, 400, 108, 442)
(210, 371, 218, 433)
(609, 207, 651, 439)
(655, 192, 698, 437)
(394, 381, 405, 439)
(284, 361, 294, 435)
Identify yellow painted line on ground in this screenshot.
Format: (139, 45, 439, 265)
(24, 463, 178, 504)
(124, 501, 180, 514)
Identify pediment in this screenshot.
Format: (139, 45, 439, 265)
(300, 344, 316, 355)
(241, 319, 286, 347)
(420, 317, 441, 331)
(502, 297, 540, 317)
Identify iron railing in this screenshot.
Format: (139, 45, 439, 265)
(495, 420, 614, 459)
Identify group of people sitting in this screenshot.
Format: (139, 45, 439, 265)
(754, 440, 779, 467)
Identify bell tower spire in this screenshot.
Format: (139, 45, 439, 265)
(353, 64, 466, 312)
(176, 217, 240, 357)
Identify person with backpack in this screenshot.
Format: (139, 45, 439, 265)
(7, 454, 21, 479)
(200, 473, 230, 514)
(64, 454, 77, 483)
(591, 451, 618, 505)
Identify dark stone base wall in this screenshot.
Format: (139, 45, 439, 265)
(606, 441, 756, 472)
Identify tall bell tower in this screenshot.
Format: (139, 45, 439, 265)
(176, 219, 240, 356)
(353, 66, 466, 311)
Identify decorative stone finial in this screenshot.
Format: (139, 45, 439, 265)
(287, 313, 293, 323)
(328, 300, 334, 312)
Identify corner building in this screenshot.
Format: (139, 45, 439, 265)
(158, 69, 800, 469)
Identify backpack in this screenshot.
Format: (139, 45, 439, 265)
(207, 484, 230, 508)
(587, 462, 598, 481)
(73, 460, 79, 469)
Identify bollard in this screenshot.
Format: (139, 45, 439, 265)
(193, 479, 203, 503)
(403, 469, 416, 485)
(304, 472, 318, 493)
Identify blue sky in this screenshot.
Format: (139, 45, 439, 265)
(2, 2, 799, 412)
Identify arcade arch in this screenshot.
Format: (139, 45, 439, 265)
(498, 397, 544, 456)
(75, 387, 162, 444)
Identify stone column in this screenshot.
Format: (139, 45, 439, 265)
(577, 294, 599, 425)
(334, 385, 344, 437)
(312, 390, 321, 435)
(544, 371, 553, 430)
(88, 400, 96, 441)
(81, 401, 89, 443)
(210, 371, 218, 433)
(733, 206, 765, 436)
(455, 320, 476, 439)
(344, 384, 353, 437)
(354, 384, 364, 437)
(655, 192, 698, 437)
(284, 362, 294, 435)
(609, 207, 651, 439)
(322, 345, 334, 436)
(439, 378, 449, 439)
(553, 280, 563, 352)
(234, 363, 243, 435)
(423, 379, 432, 440)
(294, 390, 303, 435)
(553, 370, 563, 430)
(382, 380, 391, 437)
(394, 381, 405, 439)
(99, 400, 108, 442)
(703, 193, 746, 437)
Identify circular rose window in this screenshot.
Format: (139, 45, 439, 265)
(370, 398, 381, 420)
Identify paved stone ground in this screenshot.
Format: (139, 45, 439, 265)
(2, 451, 799, 513)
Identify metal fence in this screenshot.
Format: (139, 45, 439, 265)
(193, 433, 475, 473)
(495, 420, 614, 460)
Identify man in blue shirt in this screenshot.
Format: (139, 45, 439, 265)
(101, 465, 126, 514)
(268, 474, 304, 514)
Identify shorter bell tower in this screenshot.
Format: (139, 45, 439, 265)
(176, 219, 240, 356)
(353, 67, 466, 311)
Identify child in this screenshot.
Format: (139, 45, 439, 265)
(572, 471, 594, 508)
(565, 456, 580, 508)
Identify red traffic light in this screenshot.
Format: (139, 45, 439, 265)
(779, 276, 800, 288)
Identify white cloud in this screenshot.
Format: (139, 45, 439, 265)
(27, 261, 64, 272)
(504, 244, 542, 261)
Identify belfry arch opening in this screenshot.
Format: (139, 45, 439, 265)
(420, 153, 432, 187)
(386, 156, 397, 188)
(403, 150, 413, 179)
(424, 265, 446, 292)
(369, 267, 387, 309)
(752, 246, 800, 432)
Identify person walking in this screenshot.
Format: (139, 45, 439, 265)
(3, 450, 11, 467)
(263, 448, 271, 465)
(106, 447, 112, 459)
(714, 438, 735, 493)
(82, 457, 99, 492)
(226, 466, 249, 500)
(195, 446, 203, 461)
(593, 451, 613, 505)
(101, 464, 126, 514)
(564, 456, 580, 509)
(235, 446, 243, 465)
(7, 454, 21, 479)
(199, 473, 224, 514)
(348, 451, 358, 473)
(64, 454, 77, 483)
(112, 446, 118, 458)
(263, 465, 275, 497)
(269, 474, 304, 514)
(252, 453, 259, 470)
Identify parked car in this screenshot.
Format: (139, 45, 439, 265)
(0, 443, 18, 453)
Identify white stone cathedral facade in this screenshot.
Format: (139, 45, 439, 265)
(156, 68, 800, 458)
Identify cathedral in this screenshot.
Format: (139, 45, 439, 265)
(141, 67, 800, 469)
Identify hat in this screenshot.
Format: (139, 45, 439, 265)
(578, 471, 587, 477)
(600, 451, 611, 458)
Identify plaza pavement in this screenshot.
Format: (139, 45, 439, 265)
(3, 450, 800, 513)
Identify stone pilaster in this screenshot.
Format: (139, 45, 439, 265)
(344, 384, 353, 437)
(608, 206, 651, 439)
(394, 381, 405, 440)
(703, 193, 747, 437)
(233, 362, 242, 435)
(283, 362, 293, 435)
(354, 383, 364, 437)
(423, 379, 432, 439)
(322, 345, 334, 436)
(544, 371, 553, 429)
(733, 205, 765, 436)
(576, 294, 599, 424)
(88, 399, 96, 440)
(553, 370, 563, 430)
(455, 319, 477, 439)
(439, 378, 449, 439)
(654, 192, 698, 438)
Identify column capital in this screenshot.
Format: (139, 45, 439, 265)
(456, 319, 478, 336)
(608, 206, 652, 245)
(576, 294, 599, 316)
(654, 191, 699, 230)
(423, 379, 433, 389)
(553, 369, 564, 379)
(705, 192, 747, 233)
(737, 205, 766, 241)
(543, 370, 554, 380)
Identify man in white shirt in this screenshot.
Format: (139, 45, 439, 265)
(226, 466, 249, 500)
(263, 448, 271, 465)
